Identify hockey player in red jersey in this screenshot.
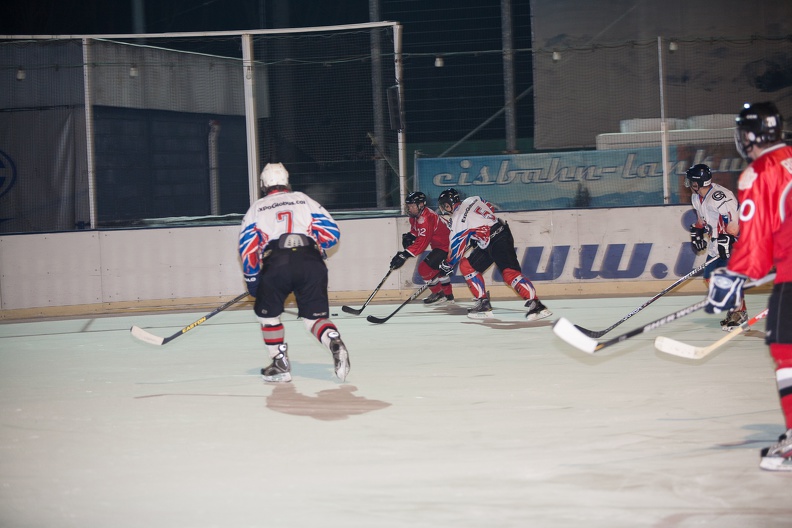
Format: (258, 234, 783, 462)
(435, 188, 552, 321)
(239, 162, 350, 383)
(389, 191, 455, 304)
(705, 102, 792, 471)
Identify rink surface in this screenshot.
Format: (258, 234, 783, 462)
(1, 291, 790, 528)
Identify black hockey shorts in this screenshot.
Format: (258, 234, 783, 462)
(766, 281, 792, 345)
(422, 248, 448, 269)
(254, 247, 330, 320)
(467, 221, 521, 274)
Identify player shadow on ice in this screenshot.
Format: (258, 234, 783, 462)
(434, 301, 555, 329)
(266, 384, 391, 421)
(460, 319, 554, 330)
(709, 423, 786, 450)
(432, 304, 469, 316)
(555, 339, 644, 366)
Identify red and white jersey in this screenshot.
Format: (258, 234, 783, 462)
(728, 143, 792, 283)
(238, 190, 340, 276)
(405, 206, 450, 256)
(691, 182, 740, 259)
(446, 196, 498, 266)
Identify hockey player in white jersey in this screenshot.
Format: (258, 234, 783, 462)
(435, 188, 552, 321)
(686, 163, 746, 330)
(239, 162, 350, 382)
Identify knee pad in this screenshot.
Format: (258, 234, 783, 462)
(417, 259, 436, 281)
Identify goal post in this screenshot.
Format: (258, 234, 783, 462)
(1, 21, 405, 232)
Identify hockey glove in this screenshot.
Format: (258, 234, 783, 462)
(402, 232, 417, 249)
(390, 251, 411, 270)
(244, 274, 259, 298)
(438, 260, 454, 277)
(716, 234, 736, 260)
(704, 268, 747, 314)
(689, 225, 707, 252)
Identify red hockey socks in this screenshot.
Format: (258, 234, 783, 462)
(261, 323, 285, 357)
(770, 343, 792, 430)
(501, 268, 536, 300)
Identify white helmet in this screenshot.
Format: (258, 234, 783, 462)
(260, 162, 289, 189)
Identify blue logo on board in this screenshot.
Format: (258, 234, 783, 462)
(0, 149, 17, 199)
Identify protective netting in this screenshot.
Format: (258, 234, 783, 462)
(415, 35, 791, 214)
(251, 29, 398, 211)
(0, 25, 399, 233)
(532, 37, 792, 150)
(2, 21, 791, 233)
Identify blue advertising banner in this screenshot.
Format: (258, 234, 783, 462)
(416, 148, 691, 210)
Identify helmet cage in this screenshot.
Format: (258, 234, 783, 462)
(734, 102, 783, 160)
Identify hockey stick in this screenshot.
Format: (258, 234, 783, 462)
(654, 307, 769, 359)
(130, 292, 250, 345)
(573, 255, 718, 338)
(552, 274, 775, 354)
(366, 281, 433, 324)
(341, 268, 393, 316)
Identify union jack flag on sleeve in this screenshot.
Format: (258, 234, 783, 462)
(238, 190, 340, 276)
(239, 222, 266, 276)
(310, 211, 340, 250)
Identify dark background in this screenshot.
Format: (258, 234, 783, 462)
(2, 0, 536, 147)
(3, 0, 370, 35)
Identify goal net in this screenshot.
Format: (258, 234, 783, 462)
(0, 22, 402, 233)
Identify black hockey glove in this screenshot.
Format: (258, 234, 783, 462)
(390, 251, 411, 270)
(689, 225, 707, 252)
(244, 274, 259, 298)
(716, 234, 736, 260)
(402, 232, 417, 249)
(438, 260, 454, 277)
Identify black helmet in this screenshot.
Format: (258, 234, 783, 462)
(685, 164, 712, 189)
(735, 102, 784, 161)
(405, 191, 427, 217)
(405, 191, 427, 205)
(437, 188, 461, 210)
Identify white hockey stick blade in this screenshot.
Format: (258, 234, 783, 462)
(654, 307, 769, 360)
(467, 310, 495, 320)
(552, 317, 598, 354)
(130, 325, 166, 346)
(654, 329, 744, 360)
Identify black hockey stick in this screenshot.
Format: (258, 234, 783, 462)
(130, 292, 250, 345)
(553, 273, 775, 354)
(573, 255, 718, 338)
(341, 268, 393, 316)
(366, 247, 468, 324)
(366, 282, 432, 324)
